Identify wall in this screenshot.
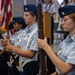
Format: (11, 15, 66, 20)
(13, 0, 36, 17)
(12, 0, 24, 17)
(24, 0, 36, 7)
(12, 0, 60, 22)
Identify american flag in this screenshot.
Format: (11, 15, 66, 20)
(0, 0, 12, 32)
(7, 0, 12, 25)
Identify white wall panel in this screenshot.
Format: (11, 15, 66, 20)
(24, 0, 36, 5)
(12, 0, 24, 17)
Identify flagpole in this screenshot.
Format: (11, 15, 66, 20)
(5, 0, 8, 31)
(37, 0, 47, 75)
(5, 0, 11, 75)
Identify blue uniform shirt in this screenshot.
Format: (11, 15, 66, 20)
(19, 22, 38, 61)
(0, 31, 13, 50)
(56, 34, 75, 75)
(10, 29, 24, 46)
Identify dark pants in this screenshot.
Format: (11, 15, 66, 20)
(10, 64, 19, 75)
(0, 52, 8, 75)
(47, 56, 55, 75)
(51, 16, 54, 44)
(9, 56, 19, 75)
(47, 34, 55, 75)
(47, 16, 54, 45)
(19, 61, 39, 75)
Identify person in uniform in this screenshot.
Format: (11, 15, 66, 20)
(4, 5, 39, 75)
(37, 5, 75, 75)
(0, 22, 14, 75)
(0, 17, 27, 75)
(7, 17, 27, 75)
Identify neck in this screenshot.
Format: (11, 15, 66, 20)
(28, 21, 36, 28)
(15, 29, 22, 32)
(69, 29, 75, 37)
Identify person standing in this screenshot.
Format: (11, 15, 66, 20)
(0, 22, 14, 75)
(60, 0, 69, 7)
(0, 17, 27, 75)
(8, 17, 27, 75)
(4, 5, 39, 75)
(37, 5, 75, 75)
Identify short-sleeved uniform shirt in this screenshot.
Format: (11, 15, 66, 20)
(56, 34, 75, 75)
(10, 29, 25, 46)
(18, 22, 38, 62)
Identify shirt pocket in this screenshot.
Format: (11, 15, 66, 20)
(20, 36, 29, 50)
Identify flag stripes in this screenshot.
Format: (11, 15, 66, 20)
(0, 0, 12, 32)
(7, 0, 12, 25)
(0, 0, 6, 31)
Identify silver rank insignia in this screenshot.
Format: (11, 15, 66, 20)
(62, 12, 65, 15)
(25, 8, 28, 11)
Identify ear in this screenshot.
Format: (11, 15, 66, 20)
(19, 24, 23, 28)
(33, 15, 36, 21)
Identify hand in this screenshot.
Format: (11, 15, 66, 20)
(4, 39, 13, 52)
(6, 34, 10, 39)
(37, 37, 48, 49)
(4, 40, 20, 52)
(0, 39, 7, 46)
(0, 50, 6, 56)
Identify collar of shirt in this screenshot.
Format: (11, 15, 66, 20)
(14, 29, 23, 35)
(65, 34, 75, 43)
(25, 22, 38, 33)
(71, 34, 75, 41)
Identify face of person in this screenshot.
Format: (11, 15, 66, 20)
(24, 12, 36, 27)
(73, 0, 75, 2)
(13, 22, 22, 31)
(61, 16, 75, 33)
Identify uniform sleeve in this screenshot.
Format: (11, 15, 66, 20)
(0, 45, 4, 50)
(14, 38, 22, 46)
(28, 34, 38, 51)
(66, 48, 75, 65)
(2, 32, 7, 39)
(13, 31, 26, 46)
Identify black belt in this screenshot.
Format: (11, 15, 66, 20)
(27, 61, 39, 64)
(23, 61, 39, 67)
